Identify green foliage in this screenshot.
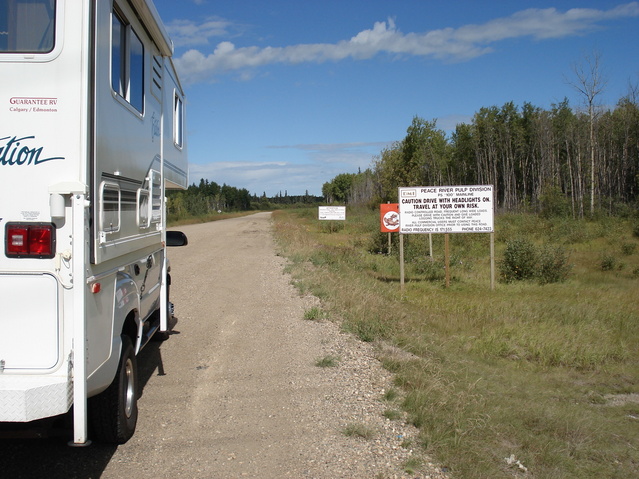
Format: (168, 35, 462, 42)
(303, 307, 326, 321)
(167, 179, 325, 221)
(621, 242, 637, 256)
(382, 388, 400, 402)
(600, 253, 620, 271)
(342, 315, 390, 342)
(403, 457, 423, 475)
(411, 256, 445, 281)
(383, 409, 402, 420)
(372, 117, 450, 204)
(537, 244, 572, 284)
(539, 185, 571, 218)
(342, 423, 376, 439)
(367, 230, 391, 255)
(321, 173, 355, 203)
(315, 355, 340, 368)
(398, 234, 431, 263)
(500, 238, 538, 282)
(500, 238, 571, 284)
(332, 96, 639, 215)
(320, 221, 345, 233)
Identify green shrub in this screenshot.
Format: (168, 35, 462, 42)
(383, 388, 400, 402)
(368, 230, 391, 254)
(549, 218, 590, 244)
(600, 254, 620, 271)
(500, 238, 537, 282)
(537, 245, 572, 284)
(303, 307, 326, 321)
(539, 185, 571, 218)
(321, 221, 345, 233)
(501, 239, 571, 284)
(383, 409, 402, 420)
(621, 242, 637, 256)
(343, 316, 389, 342)
(411, 256, 445, 280)
(342, 423, 376, 439)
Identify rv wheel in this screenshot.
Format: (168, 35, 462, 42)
(89, 336, 138, 444)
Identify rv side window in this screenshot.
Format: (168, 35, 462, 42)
(99, 182, 121, 235)
(0, 0, 56, 53)
(174, 93, 184, 148)
(129, 30, 144, 111)
(111, 11, 125, 97)
(111, 7, 145, 113)
(136, 189, 150, 228)
(149, 170, 162, 224)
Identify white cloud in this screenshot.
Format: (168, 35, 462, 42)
(173, 3, 639, 84)
(165, 17, 234, 47)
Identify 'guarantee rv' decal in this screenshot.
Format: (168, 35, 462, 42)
(9, 97, 58, 113)
(0, 135, 65, 166)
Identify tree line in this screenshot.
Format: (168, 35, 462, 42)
(323, 91, 639, 218)
(167, 179, 324, 219)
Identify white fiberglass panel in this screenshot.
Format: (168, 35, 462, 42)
(0, 273, 59, 369)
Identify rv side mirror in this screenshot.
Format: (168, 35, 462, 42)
(166, 231, 188, 247)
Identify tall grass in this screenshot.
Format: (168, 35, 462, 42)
(273, 207, 639, 478)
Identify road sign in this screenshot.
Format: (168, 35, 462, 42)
(398, 185, 494, 234)
(380, 203, 400, 232)
(318, 206, 346, 220)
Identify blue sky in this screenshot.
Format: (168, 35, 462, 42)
(153, 0, 639, 197)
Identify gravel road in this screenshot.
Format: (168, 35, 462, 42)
(2, 212, 447, 479)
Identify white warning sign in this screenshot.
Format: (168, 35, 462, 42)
(398, 185, 494, 234)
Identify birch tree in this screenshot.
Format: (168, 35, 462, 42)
(569, 52, 607, 215)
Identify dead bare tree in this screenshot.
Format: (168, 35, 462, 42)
(568, 51, 607, 216)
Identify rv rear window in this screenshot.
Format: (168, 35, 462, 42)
(0, 0, 56, 53)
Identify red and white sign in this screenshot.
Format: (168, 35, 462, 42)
(380, 203, 400, 232)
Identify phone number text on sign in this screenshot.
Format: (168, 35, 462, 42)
(398, 185, 494, 234)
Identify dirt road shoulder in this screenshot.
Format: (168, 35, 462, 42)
(100, 212, 445, 478)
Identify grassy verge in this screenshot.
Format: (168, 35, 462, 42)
(272, 206, 639, 478)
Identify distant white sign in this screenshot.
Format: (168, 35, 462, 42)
(318, 206, 346, 221)
(399, 185, 494, 234)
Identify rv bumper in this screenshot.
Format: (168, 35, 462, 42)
(0, 376, 72, 422)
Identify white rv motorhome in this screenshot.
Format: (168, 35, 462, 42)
(0, 0, 188, 445)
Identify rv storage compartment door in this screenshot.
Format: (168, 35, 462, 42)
(0, 274, 59, 369)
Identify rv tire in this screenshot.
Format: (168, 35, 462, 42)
(89, 335, 138, 444)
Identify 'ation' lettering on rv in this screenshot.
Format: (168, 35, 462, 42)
(0, 135, 64, 166)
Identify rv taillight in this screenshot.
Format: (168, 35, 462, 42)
(5, 223, 55, 258)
